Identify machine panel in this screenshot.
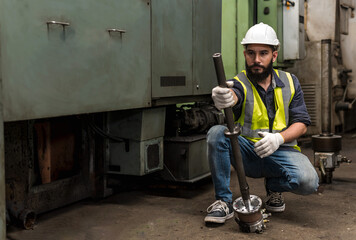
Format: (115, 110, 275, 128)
(193, 0, 222, 95)
(257, 0, 284, 63)
(0, 0, 151, 121)
(151, 0, 193, 98)
(283, 0, 305, 60)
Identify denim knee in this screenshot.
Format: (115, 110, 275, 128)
(207, 125, 228, 148)
(291, 166, 319, 195)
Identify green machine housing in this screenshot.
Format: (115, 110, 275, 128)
(0, 0, 307, 229)
(0, 0, 221, 121)
(0, 0, 222, 227)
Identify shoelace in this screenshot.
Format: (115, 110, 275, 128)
(206, 200, 229, 214)
(266, 192, 283, 204)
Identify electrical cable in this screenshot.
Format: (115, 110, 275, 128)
(82, 115, 128, 142)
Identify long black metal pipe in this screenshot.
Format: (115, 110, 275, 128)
(212, 53, 251, 208)
(321, 39, 332, 134)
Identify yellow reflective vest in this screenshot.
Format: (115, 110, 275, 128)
(234, 69, 300, 151)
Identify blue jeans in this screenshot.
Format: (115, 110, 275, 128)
(207, 125, 319, 203)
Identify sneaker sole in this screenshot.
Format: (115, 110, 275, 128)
(265, 204, 285, 213)
(204, 212, 234, 224)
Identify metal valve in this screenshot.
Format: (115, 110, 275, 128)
(314, 152, 352, 183)
(338, 156, 352, 164)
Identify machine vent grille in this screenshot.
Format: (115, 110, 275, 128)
(160, 76, 186, 87)
(301, 84, 317, 126)
(147, 144, 160, 170)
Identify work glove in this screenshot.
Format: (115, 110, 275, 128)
(211, 81, 235, 110)
(254, 132, 284, 158)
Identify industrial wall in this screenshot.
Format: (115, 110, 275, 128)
(307, 0, 356, 100)
(341, 17, 356, 99)
(286, 0, 356, 133)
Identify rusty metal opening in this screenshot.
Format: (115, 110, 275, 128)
(33, 116, 81, 185)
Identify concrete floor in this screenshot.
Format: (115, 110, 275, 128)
(6, 132, 356, 240)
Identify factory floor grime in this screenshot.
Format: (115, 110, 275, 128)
(6, 132, 356, 240)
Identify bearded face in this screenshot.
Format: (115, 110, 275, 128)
(245, 59, 274, 83)
(243, 44, 278, 83)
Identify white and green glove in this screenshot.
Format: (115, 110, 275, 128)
(254, 132, 284, 158)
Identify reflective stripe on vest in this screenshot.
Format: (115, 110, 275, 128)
(234, 69, 300, 151)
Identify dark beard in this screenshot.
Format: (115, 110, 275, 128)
(245, 59, 274, 83)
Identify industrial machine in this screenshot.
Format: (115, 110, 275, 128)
(287, 0, 356, 135)
(0, 0, 222, 230)
(285, 0, 355, 182)
(310, 39, 351, 183)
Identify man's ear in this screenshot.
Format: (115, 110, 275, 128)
(272, 51, 278, 63)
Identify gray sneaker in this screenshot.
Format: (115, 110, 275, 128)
(204, 200, 234, 224)
(265, 190, 285, 212)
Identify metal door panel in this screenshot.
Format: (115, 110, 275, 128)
(221, 0, 238, 78)
(0, 0, 151, 121)
(283, 0, 305, 60)
(151, 0, 193, 98)
(193, 0, 221, 95)
(257, 0, 284, 63)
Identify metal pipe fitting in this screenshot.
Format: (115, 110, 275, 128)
(7, 208, 36, 230)
(335, 101, 353, 111)
(321, 39, 332, 134)
(233, 195, 265, 233)
(18, 209, 36, 230)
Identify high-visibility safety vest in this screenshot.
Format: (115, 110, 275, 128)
(233, 69, 300, 151)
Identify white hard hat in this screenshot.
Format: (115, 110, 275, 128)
(241, 22, 280, 50)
